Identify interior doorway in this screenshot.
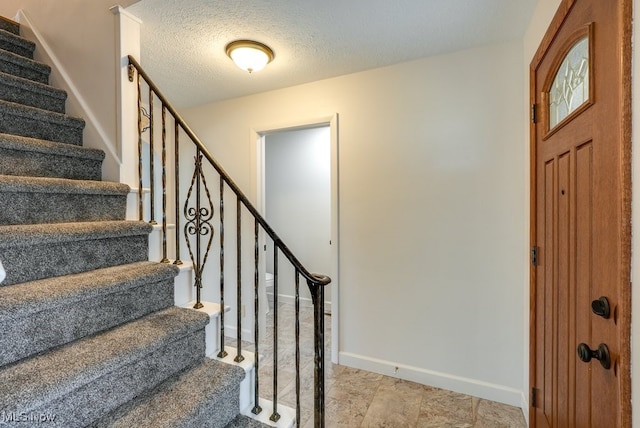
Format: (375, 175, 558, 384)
(264, 125, 332, 310)
(254, 115, 339, 363)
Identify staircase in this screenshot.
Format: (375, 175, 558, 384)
(0, 16, 265, 428)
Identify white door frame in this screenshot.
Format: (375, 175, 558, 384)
(252, 114, 340, 364)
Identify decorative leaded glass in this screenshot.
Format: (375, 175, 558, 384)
(549, 36, 589, 129)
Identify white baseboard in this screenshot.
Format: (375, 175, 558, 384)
(339, 351, 524, 408)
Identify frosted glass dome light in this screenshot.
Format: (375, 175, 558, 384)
(225, 40, 274, 73)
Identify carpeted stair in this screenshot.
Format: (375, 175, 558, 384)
(0, 16, 261, 428)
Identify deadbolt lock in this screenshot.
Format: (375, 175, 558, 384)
(591, 296, 611, 319)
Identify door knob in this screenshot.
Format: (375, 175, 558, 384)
(577, 343, 611, 370)
(591, 296, 610, 319)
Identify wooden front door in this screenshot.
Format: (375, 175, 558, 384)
(529, 0, 631, 427)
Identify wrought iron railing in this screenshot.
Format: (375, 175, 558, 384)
(127, 55, 330, 427)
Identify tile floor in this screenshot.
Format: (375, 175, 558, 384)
(226, 302, 526, 427)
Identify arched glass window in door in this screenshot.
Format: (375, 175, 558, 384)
(548, 36, 589, 129)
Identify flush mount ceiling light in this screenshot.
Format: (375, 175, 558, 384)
(225, 40, 274, 73)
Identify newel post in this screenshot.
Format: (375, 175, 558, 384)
(307, 279, 325, 428)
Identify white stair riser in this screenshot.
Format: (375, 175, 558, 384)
(174, 267, 194, 307)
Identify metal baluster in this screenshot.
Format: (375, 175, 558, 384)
(218, 176, 227, 358)
(128, 57, 333, 426)
(193, 149, 203, 309)
(252, 219, 262, 415)
(174, 122, 182, 265)
(270, 246, 281, 422)
(295, 271, 301, 427)
(235, 198, 244, 363)
(136, 74, 143, 222)
(160, 104, 169, 263)
(308, 280, 325, 428)
(148, 90, 156, 225)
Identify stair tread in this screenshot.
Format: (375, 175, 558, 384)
(0, 69, 67, 99)
(0, 174, 128, 195)
(0, 98, 85, 144)
(0, 69, 66, 99)
(225, 415, 272, 428)
(0, 261, 179, 321)
(0, 98, 83, 128)
(0, 27, 33, 47)
(0, 46, 49, 73)
(0, 220, 153, 248)
(0, 16, 20, 35)
(0, 132, 104, 161)
(93, 359, 246, 428)
(0, 306, 209, 412)
(0, 28, 35, 57)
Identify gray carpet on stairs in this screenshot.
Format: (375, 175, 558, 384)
(224, 415, 271, 428)
(0, 98, 85, 145)
(0, 175, 129, 224)
(0, 28, 35, 58)
(0, 262, 179, 366)
(0, 17, 20, 35)
(0, 17, 249, 428)
(0, 307, 210, 428)
(0, 70, 67, 113)
(0, 132, 104, 180)
(92, 359, 246, 428)
(0, 47, 50, 84)
(0, 221, 152, 286)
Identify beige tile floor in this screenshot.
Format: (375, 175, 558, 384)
(226, 302, 526, 427)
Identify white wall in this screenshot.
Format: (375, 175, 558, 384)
(0, 4, 20, 18)
(265, 126, 332, 305)
(0, 0, 140, 181)
(182, 41, 526, 406)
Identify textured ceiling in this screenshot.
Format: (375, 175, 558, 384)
(127, 0, 537, 108)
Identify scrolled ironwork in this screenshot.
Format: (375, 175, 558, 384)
(185, 207, 214, 236)
(128, 56, 332, 427)
(183, 152, 215, 309)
